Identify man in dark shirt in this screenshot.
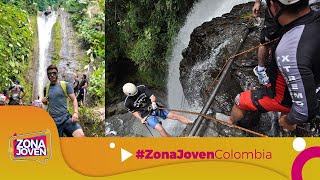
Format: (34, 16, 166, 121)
(252, 0, 282, 85)
(228, 0, 320, 131)
(72, 73, 80, 96)
(123, 83, 193, 137)
(77, 74, 88, 106)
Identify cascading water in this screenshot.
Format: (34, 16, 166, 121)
(164, 0, 251, 136)
(34, 12, 57, 99)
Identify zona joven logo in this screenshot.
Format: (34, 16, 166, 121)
(8, 130, 52, 164)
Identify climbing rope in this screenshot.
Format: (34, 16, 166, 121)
(157, 107, 268, 137)
(169, 37, 280, 137)
(144, 123, 154, 137)
(206, 38, 279, 94)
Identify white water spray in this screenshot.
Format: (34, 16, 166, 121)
(35, 13, 57, 98)
(164, 0, 252, 136)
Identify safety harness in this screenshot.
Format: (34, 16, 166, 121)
(251, 84, 275, 112)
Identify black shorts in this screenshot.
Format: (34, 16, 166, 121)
(57, 114, 82, 137)
(260, 9, 281, 46)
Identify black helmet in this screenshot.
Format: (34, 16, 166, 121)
(15, 79, 20, 84)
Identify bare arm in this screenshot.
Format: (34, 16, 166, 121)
(132, 111, 146, 124)
(69, 93, 79, 122)
(82, 82, 88, 89)
(276, 29, 318, 125)
(252, 0, 261, 17)
(41, 97, 48, 105)
(132, 111, 142, 120)
(73, 82, 78, 89)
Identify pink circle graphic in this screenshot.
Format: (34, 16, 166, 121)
(292, 146, 320, 180)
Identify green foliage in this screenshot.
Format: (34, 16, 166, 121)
(75, 15, 105, 46)
(51, 20, 62, 64)
(106, 0, 195, 103)
(1, 0, 64, 14)
(0, 2, 33, 90)
(19, 75, 32, 102)
(36, 0, 59, 11)
(79, 106, 105, 137)
(26, 15, 38, 102)
(88, 65, 105, 104)
(1, 0, 37, 14)
(240, 11, 255, 22)
(65, 0, 88, 13)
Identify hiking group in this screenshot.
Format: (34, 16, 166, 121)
(73, 73, 88, 107)
(0, 64, 87, 137)
(123, 0, 320, 137)
(0, 79, 26, 106)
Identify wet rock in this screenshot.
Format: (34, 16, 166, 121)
(107, 101, 127, 117)
(63, 72, 74, 83)
(258, 112, 280, 137)
(234, 68, 260, 91)
(179, 3, 286, 137)
(105, 2, 320, 137)
(57, 11, 84, 83)
(106, 113, 160, 137)
(180, 3, 258, 108)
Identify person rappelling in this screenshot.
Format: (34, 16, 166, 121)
(123, 83, 193, 137)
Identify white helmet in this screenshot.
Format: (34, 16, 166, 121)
(278, 0, 301, 5)
(123, 83, 138, 96)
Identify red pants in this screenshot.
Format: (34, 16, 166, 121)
(236, 89, 290, 113)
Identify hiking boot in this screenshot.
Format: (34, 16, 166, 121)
(253, 66, 269, 85)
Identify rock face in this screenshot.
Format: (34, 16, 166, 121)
(179, 2, 320, 137)
(181, 3, 259, 111)
(179, 2, 273, 136)
(58, 11, 83, 83)
(106, 112, 161, 137)
(106, 2, 320, 137)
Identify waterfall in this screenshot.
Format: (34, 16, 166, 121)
(34, 12, 57, 99)
(164, 0, 252, 136)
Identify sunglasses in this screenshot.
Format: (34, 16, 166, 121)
(47, 72, 57, 77)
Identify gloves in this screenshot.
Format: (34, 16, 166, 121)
(151, 102, 157, 110)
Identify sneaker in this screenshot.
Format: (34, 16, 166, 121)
(253, 66, 269, 85)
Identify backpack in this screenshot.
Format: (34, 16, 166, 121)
(11, 85, 21, 100)
(45, 81, 69, 111)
